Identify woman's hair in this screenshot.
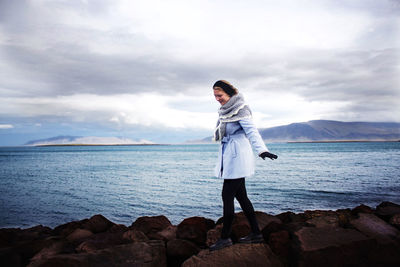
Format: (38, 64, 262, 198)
(213, 80, 238, 97)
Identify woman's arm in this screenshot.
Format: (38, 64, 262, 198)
(239, 118, 269, 155)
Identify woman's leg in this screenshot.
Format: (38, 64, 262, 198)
(235, 178, 261, 234)
(221, 179, 241, 239)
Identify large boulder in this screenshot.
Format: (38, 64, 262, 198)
(167, 239, 200, 267)
(182, 243, 283, 267)
(293, 226, 376, 267)
(350, 213, 400, 266)
(177, 217, 215, 247)
(28, 240, 166, 267)
(130, 215, 172, 240)
(350, 213, 400, 244)
(53, 219, 89, 237)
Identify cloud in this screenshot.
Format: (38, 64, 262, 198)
(0, 0, 399, 144)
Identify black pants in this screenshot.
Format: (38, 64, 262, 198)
(221, 178, 260, 239)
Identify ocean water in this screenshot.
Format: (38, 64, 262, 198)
(0, 142, 399, 228)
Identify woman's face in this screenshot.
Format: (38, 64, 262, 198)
(214, 88, 230, 106)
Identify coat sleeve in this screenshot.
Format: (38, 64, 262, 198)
(239, 118, 269, 155)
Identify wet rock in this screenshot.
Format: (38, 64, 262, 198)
(167, 239, 200, 267)
(130, 215, 172, 239)
(28, 240, 166, 267)
(182, 243, 283, 267)
(82, 214, 114, 234)
(293, 226, 376, 267)
(177, 217, 215, 247)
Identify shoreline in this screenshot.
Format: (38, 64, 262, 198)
(1, 201, 399, 266)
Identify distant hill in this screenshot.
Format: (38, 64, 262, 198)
(198, 120, 400, 143)
(25, 136, 154, 146)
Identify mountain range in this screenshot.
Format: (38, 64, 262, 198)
(198, 120, 400, 143)
(25, 136, 154, 146)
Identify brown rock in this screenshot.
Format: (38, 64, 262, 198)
(293, 226, 376, 267)
(177, 217, 215, 246)
(182, 243, 283, 267)
(107, 224, 128, 233)
(28, 240, 166, 267)
(82, 214, 114, 234)
(31, 238, 74, 261)
(350, 213, 400, 244)
(352, 204, 374, 215)
(66, 228, 93, 242)
(122, 229, 149, 243)
(376, 201, 400, 221)
(276, 211, 306, 224)
(157, 225, 177, 242)
(52, 219, 88, 237)
(305, 213, 339, 228)
(167, 239, 200, 267)
(268, 230, 291, 265)
(130, 215, 172, 238)
(389, 214, 400, 229)
(76, 231, 127, 253)
(206, 225, 222, 247)
(230, 212, 281, 241)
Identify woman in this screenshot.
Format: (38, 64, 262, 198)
(210, 80, 277, 251)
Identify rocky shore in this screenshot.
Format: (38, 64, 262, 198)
(1, 202, 400, 267)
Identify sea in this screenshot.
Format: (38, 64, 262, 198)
(0, 142, 399, 228)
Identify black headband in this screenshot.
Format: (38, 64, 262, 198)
(213, 80, 236, 96)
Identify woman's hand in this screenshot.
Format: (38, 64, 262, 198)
(259, 151, 278, 160)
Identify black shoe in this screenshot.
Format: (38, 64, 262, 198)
(209, 238, 233, 251)
(238, 233, 264, 244)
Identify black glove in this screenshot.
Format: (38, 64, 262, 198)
(259, 151, 278, 160)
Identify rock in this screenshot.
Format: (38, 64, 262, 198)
(268, 230, 291, 265)
(82, 214, 114, 234)
(352, 204, 374, 215)
(130, 215, 172, 239)
(276, 211, 307, 224)
(53, 219, 88, 237)
(293, 226, 376, 267)
(157, 225, 177, 242)
(76, 231, 127, 253)
(31, 238, 74, 261)
(66, 228, 93, 242)
(305, 213, 339, 228)
(182, 243, 283, 267)
(230, 212, 280, 241)
(261, 221, 285, 241)
(28, 240, 167, 267)
(167, 239, 200, 267)
(177, 217, 215, 247)
(206, 225, 222, 247)
(107, 224, 128, 233)
(390, 214, 400, 229)
(376, 201, 400, 221)
(122, 229, 149, 243)
(350, 213, 400, 244)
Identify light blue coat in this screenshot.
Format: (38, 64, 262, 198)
(215, 118, 269, 179)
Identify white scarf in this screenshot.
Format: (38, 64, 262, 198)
(213, 93, 252, 141)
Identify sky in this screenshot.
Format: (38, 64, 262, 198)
(0, 0, 399, 145)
